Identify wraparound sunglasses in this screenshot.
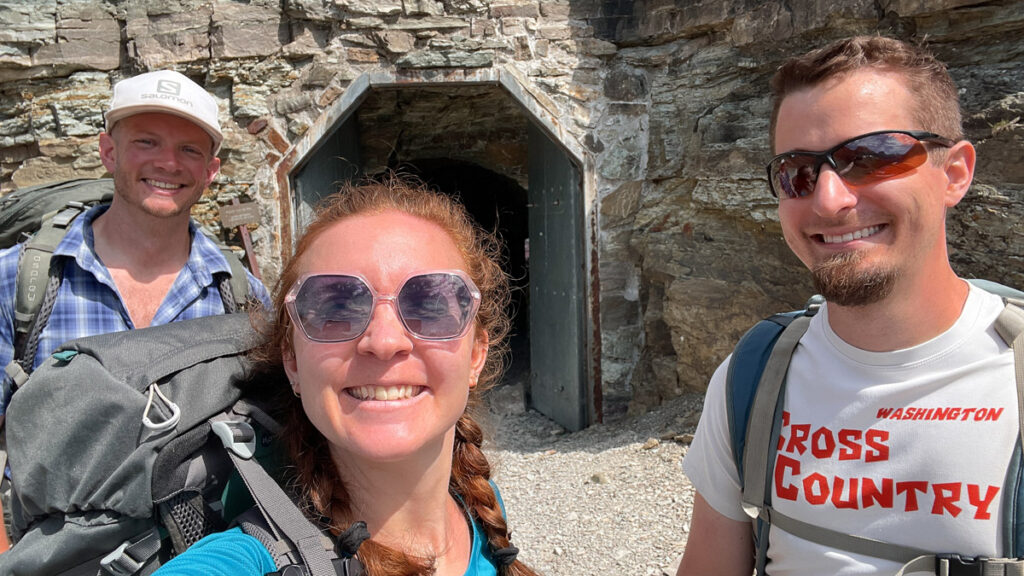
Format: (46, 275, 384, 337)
(767, 130, 956, 200)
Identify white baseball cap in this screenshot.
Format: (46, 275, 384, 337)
(105, 70, 223, 155)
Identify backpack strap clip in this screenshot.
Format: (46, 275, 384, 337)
(211, 420, 256, 459)
(4, 362, 29, 390)
(932, 554, 1024, 576)
(936, 553, 986, 576)
(51, 203, 87, 228)
(99, 527, 162, 576)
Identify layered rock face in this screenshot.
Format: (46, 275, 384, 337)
(1, 0, 1021, 419)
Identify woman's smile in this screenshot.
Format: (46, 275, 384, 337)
(345, 384, 426, 402)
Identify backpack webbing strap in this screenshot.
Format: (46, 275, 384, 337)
(213, 248, 251, 314)
(98, 527, 162, 576)
(763, 505, 930, 562)
(740, 314, 811, 575)
(740, 314, 812, 516)
(994, 299, 1024, 420)
(214, 421, 338, 576)
(226, 252, 250, 309)
(228, 453, 338, 576)
(997, 299, 1024, 558)
(201, 221, 250, 313)
(728, 313, 798, 481)
(761, 505, 1024, 575)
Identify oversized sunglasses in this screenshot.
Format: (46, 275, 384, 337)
(766, 130, 956, 200)
(285, 271, 481, 342)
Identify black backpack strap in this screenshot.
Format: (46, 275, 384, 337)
(200, 223, 251, 313)
(216, 273, 239, 314)
(213, 253, 251, 314)
(237, 507, 367, 576)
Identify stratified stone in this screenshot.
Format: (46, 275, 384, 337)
(374, 30, 417, 54)
(395, 49, 493, 68)
(211, 3, 283, 59)
(125, 2, 213, 68)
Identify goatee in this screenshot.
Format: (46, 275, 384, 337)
(811, 251, 898, 307)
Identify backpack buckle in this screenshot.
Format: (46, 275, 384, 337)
(936, 554, 986, 576)
(211, 420, 256, 459)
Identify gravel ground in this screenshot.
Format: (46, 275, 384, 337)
(480, 387, 705, 576)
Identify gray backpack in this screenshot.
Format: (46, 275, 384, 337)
(0, 313, 365, 576)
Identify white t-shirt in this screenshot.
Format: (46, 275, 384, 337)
(683, 284, 1017, 575)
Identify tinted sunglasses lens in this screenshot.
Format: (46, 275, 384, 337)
(294, 275, 372, 341)
(832, 132, 928, 184)
(398, 273, 475, 339)
(771, 155, 818, 199)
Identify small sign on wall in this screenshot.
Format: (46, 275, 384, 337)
(218, 201, 261, 229)
(217, 199, 263, 280)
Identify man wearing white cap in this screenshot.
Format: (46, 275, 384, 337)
(0, 70, 270, 546)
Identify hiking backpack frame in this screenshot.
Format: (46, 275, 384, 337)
(727, 280, 1024, 575)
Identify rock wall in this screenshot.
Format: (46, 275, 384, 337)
(1, 0, 1021, 419)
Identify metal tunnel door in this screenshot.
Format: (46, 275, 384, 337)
(526, 122, 588, 431)
(292, 114, 361, 235)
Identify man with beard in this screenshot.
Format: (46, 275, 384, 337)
(678, 36, 1017, 575)
(0, 70, 269, 548)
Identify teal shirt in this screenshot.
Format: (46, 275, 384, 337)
(465, 500, 499, 576)
(155, 484, 508, 576)
(152, 527, 276, 576)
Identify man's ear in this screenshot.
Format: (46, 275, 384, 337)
(99, 132, 117, 174)
(942, 140, 976, 208)
(204, 157, 221, 189)
(469, 330, 489, 388)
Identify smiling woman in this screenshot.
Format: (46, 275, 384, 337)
(152, 176, 536, 576)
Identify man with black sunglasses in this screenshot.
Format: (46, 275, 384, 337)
(679, 36, 1019, 575)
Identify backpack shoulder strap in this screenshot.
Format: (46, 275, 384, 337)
(6, 203, 88, 387)
(727, 295, 823, 484)
(219, 250, 250, 313)
(989, 291, 1024, 557)
(198, 225, 251, 313)
(726, 311, 798, 481)
(13, 203, 85, 335)
(726, 297, 819, 574)
(212, 417, 341, 576)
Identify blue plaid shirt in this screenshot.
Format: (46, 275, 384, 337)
(0, 205, 270, 416)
